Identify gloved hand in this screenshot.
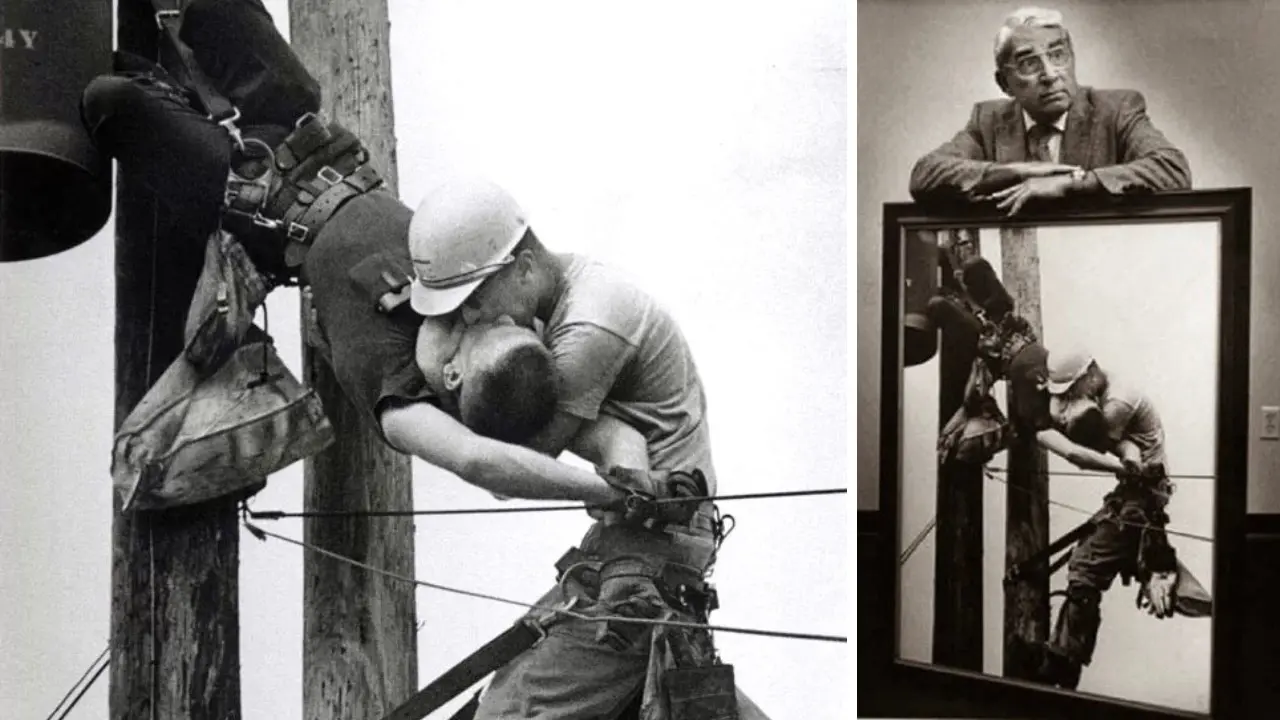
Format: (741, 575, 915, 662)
(1120, 457, 1142, 477)
(1137, 570, 1178, 619)
(600, 467, 708, 527)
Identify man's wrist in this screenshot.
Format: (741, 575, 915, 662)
(1068, 169, 1102, 195)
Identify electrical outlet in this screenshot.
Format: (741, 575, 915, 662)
(1263, 406, 1280, 440)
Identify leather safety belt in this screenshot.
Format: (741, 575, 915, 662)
(380, 622, 543, 720)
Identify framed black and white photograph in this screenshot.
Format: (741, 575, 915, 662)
(877, 190, 1250, 719)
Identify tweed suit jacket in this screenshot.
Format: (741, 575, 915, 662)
(908, 87, 1191, 201)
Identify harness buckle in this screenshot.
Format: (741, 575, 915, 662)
(287, 222, 310, 243)
(527, 596, 579, 644)
(253, 213, 282, 230)
(295, 111, 321, 130)
(216, 108, 245, 152)
(154, 9, 180, 30)
(316, 166, 343, 187)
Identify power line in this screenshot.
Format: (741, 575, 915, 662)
(983, 468, 1213, 543)
(46, 644, 109, 720)
(246, 487, 846, 521)
(897, 464, 1214, 571)
(244, 519, 846, 644)
(986, 466, 1215, 481)
(899, 517, 936, 566)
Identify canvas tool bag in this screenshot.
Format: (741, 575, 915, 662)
(184, 229, 274, 374)
(112, 321, 334, 514)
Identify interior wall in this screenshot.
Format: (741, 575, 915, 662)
(857, 0, 1280, 510)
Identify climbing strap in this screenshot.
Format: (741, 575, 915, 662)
(151, 1, 240, 136)
(1004, 516, 1097, 585)
(379, 622, 547, 720)
(149, 1, 385, 276)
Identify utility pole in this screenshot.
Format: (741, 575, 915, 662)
(288, 2, 419, 717)
(1000, 227, 1050, 679)
(931, 227, 984, 671)
(110, 1, 242, 718)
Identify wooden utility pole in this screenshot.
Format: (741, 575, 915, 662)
(1000, 227, 1051, 679)
(288, 2, 419, 717)
(110, 1, 242, 718)
(931, 227, 984, 671)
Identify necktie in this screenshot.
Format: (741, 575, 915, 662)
(1027, 123, 1057, 163)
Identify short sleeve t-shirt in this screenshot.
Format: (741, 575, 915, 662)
(544, 255, 717, 492)
(303, 191, 437, 442)
(1101, 384, 1166, 467)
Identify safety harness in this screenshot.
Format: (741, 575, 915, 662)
(933, 241, 1038, 466)
(152, 1, 386, 286)
(381, 471, 740, 720)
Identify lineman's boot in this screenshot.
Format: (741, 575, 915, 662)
(1039, 584, 1102, 690)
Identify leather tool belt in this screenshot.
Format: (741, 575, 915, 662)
(222, 113, 385, 273)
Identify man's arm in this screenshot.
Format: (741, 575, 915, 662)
(1089, 91, 1191, 193)
(908, 103, 1077, 201)
(909, 104, 993, 201)
(380, 401, 625, 505)
(1036, 427, 1127, 474)
(568, 413, 649, 470)
(523, 323, 634, 458)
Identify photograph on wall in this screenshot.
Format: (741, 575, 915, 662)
(893, 219, 1218, 715)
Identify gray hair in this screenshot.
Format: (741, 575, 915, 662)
(993, 7, 1069, 68)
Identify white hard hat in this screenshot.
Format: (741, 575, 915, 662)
(407, 176, 530, 316)
(1044, 349, 1094, 395)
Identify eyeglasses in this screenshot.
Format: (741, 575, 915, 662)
(1005, 45, 1072, 79)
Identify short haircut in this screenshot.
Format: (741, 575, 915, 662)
(1065, 403, 1113, 452)
(993, 7, 1070, 69)
(460, 340, 559, 443)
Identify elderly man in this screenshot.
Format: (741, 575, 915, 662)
(909, 6, 1190, 215)
(407, 178, 768, 719)
(1035, 349, 1194, 690)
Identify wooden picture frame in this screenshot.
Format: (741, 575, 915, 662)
(874, 189, 1251, 719)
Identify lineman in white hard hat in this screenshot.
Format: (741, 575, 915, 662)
(1034, 348, 1199, 691)
(406, 176, 766, 719)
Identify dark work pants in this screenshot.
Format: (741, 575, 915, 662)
(80, 72, 293, 274)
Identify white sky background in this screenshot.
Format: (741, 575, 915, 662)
(0, 0, 848, 718)
(897, 222, 1219, 714)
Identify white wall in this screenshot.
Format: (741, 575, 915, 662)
(0, 0, 848, 717)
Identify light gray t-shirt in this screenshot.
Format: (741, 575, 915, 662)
(1101, 383, 1166, 467)
(545, 254, 717, 493)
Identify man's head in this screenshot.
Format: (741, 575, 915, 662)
(992, 7, 1079, 123)
(416, 315, 558, 442)
(1045, 348, 1108, 400)
(1050, 394, 1112, 452)
(457, 229, 556, 328)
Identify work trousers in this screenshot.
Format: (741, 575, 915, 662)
(80, 71, 294, 276)
(1067, 481, 1172, 592)
(473, 520, 772, 720)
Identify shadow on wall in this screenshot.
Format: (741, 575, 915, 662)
(856, 0, 1277, 510)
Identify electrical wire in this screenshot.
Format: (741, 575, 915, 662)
(899, 517, 937, 566)
(243, 519, 846, 644)
(44, 644, 109, 720)
(987, 466, 1216, 481)
(246, 487, 846, 521)
(982, 468, 1213, 543)
(897, 463, 1215, 571)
